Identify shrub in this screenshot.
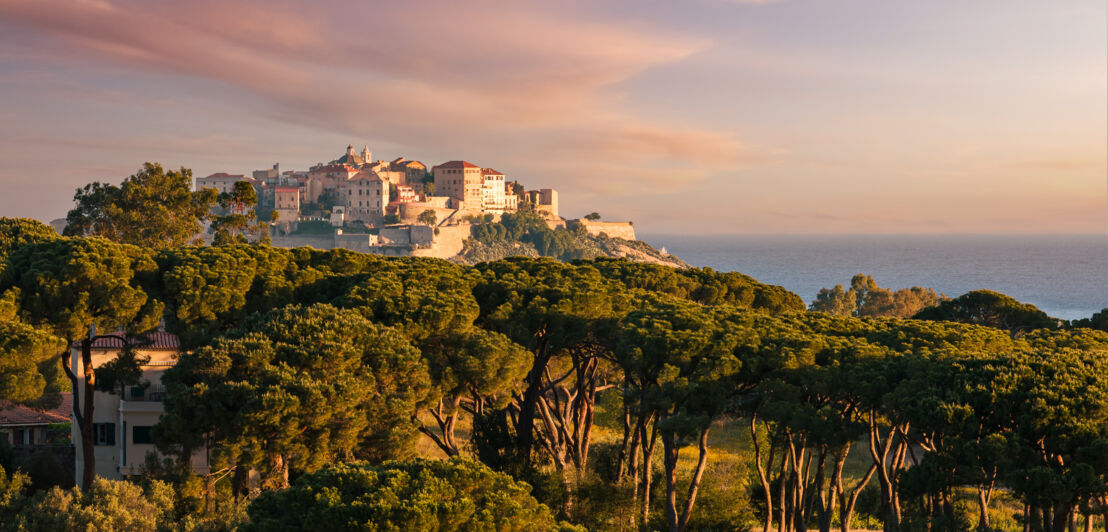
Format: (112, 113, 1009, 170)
(243, 458, 575, 532)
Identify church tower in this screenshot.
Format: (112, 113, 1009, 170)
(361, 145, 371, 164)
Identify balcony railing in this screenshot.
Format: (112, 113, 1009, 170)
(125, 385, 167, 402)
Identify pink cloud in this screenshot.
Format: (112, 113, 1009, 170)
(0, 0, 767, 195)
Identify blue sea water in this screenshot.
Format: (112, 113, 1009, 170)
(639, 234, 1108, 321)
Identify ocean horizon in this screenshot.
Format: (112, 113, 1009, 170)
(639, 233, 1108, 321)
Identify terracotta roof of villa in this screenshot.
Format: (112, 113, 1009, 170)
(481, 168, 505, 176)
(72, 331, 181, 350)
(0, 393, 71, 426)
(435, 161, 479, 169)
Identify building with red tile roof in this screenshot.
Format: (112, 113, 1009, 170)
(1, 393, 71, 446)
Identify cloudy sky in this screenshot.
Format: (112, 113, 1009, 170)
(0, 0, 1103, 234)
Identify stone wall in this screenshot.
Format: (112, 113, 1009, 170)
(10, 444, 75, 488)
(270, 234, 336, 250)
(570, 220, 636, 241)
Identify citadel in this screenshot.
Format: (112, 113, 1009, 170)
(195, 144, 636, 258)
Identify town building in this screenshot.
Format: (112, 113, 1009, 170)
(339, 172, 389, 222)
(1, 394, 70, 447)
(433, 161, 484, 210)
(196, 173, 252, 194)
(253, 163, 280, 183)
(526, 189, 559, 218)
(390, 158, 427, 185)
(393, 185, 417, 204)
(273, 186, 301, 224)
(71, 332, 209, 486)
(481, 168, 507, 213)
(307, 164, 358, 204)
(331, 144, 371, 167)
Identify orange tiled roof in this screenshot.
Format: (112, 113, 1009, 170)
(0, 393, 71, 426)
(73, 331, 181, 350)
(311, 164, 356, 174)
(435, 161, 479, 169)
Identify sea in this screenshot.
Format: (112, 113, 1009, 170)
(639, 234, 1108, 321)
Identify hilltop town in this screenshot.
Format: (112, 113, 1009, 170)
(197, 144, 684, 267)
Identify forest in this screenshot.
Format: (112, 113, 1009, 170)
(0, 215, 1105, 532)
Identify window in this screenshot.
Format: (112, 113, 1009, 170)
(129, 386, 145, 400)
(133, 426, 154, 444)
(93, 423, 116, 446)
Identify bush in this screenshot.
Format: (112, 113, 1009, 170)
(10, 478, 173, 532)
(291, 220, 333, 235)
(243, 458, 576, 532)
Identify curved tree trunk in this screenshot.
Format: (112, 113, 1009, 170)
(662, 430, 681, 532)
(751, 415, 774, 532)
(64, 338, 97, 489)
(676, 426, 711, 532)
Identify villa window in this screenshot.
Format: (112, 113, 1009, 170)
(132, 426, 154, 445)
(93, 423, 116, 446)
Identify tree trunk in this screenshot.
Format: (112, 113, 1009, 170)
(616, 404, 633, 481)
(66, 338, 98, 489)
(778, 450, 789, 532)
(662, 430, 681, 532)
(839, 461, 877, 532)
(977, 486, 991, 530)
(641, 418, 657, 525)
(515, 342, 550, 458)
(1050, 504, 1071, 532)
(751, 415, 774, 532)
(676, 426, 711, 532)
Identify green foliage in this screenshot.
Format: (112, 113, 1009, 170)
(0, 218, 58, 263)
(2, 237, 163, 342)
(417, 209, 438, 226)
(93, 345, 149, 396)
(1070, 307, 1108, 332)
(913, 288, 1059, 332)
(810, 273, 943, 318)
(64, 162, 218, 249)
(290, 220, 333, 235)
(583, 212, 601, 221)
(587, 258, 804, 314)
(6, 478, 173, 532)
(242, 458, 572, 532)
(382, 213, 401, 225)
(0, 318, 65, 404)
(158, 304, 431, 488)
(211, 181, 268, 245)
(0, 464, 28, 507)
(469, 211, 591, 261)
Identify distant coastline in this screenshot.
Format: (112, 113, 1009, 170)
(641, 233, 1108, 320)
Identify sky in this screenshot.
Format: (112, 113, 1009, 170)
(0, 0, 1104, 234)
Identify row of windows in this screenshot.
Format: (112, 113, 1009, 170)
(346, 189, 381, 196)
(92, 423, 154, 446)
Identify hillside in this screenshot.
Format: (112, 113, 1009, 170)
(450, 213, 687, 267)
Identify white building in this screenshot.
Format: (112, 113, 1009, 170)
(71, 332, 209, 486)
(196, 173, 252, 194)
(481, 168, 507, 213)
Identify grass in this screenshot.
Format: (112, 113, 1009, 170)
(411, 391, 1052, 532)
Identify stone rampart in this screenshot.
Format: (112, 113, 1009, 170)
(571, 220, 636, 240)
